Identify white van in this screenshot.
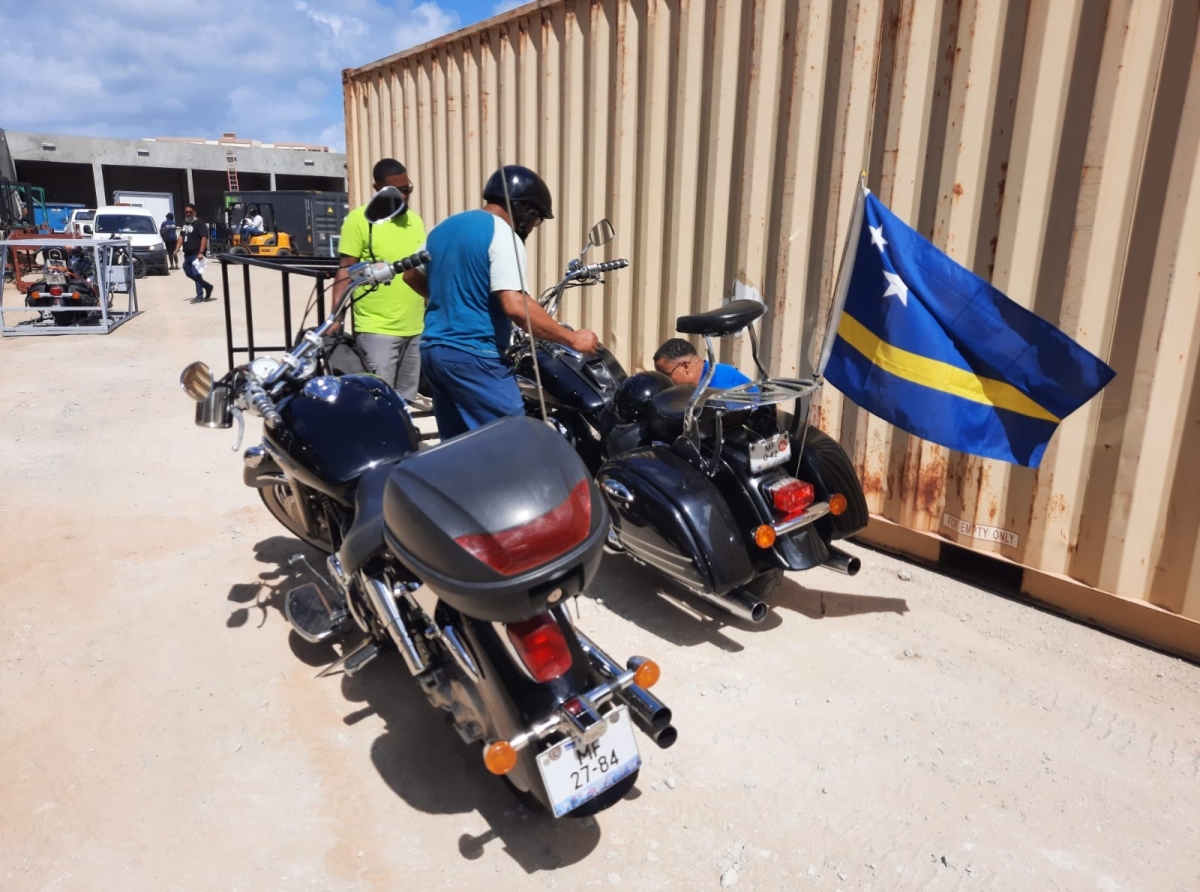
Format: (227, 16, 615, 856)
(92, 205, 169, 275)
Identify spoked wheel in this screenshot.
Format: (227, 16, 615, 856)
(132, 256, 147, 279)
(259, 481, 335, 553)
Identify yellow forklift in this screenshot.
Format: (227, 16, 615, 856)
(222, 200, 295, 257)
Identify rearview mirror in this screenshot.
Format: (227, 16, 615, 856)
(588, 219, 614, 248)
(365, 186, 407, 224)
(180, 361, 214, 402)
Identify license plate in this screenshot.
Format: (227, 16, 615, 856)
(535, 706, 641, 818)
(748, 431, 791, 473)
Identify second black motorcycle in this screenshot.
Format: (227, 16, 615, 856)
(511, 220, 870, 623)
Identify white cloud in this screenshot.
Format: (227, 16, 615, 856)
(0, 0, 462, 148)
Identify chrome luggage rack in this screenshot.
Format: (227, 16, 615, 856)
(701, 376, 824, 413)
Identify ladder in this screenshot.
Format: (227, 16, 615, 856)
(225, 150, 240, 191)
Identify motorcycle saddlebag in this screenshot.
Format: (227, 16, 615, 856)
(382, 415, 608, 622)
(598, 445, 755, 596)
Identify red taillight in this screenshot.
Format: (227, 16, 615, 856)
(507, 612, 573, 682)
(766, 477, 815, 516)
(455, 479, 592, 576)
(49, 286, 63, 296)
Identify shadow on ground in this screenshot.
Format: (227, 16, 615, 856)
(589, 552, 908, 647)
(225, 534, 608, 872)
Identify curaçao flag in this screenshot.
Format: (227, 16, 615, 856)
(820, 183, 1115, 468)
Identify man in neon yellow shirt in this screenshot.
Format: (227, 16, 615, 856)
(331, 159, 427, 401)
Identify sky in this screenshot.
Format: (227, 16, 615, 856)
(0, 0, 527, 152)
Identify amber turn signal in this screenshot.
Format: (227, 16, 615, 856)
(483, 740, 519, 775)
(753, 524, 776, 549)
(633, 659, 661, 690)
(829, 493, 848, 516)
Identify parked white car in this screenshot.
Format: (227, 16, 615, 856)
(92, 205, 170, 275)
(66, 208, 96, 237)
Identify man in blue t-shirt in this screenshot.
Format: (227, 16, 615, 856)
(653, 337, 752, 390)
(404, 165, 599, 439)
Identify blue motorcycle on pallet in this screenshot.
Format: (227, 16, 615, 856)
(511, 221, 869, 624)
(178, 187, 676, 819)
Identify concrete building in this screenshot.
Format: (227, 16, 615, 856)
(6, 130, 346, 226)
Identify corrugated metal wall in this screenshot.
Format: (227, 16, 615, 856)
(344, 0, 1200, 630)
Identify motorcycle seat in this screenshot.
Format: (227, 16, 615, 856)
(646, 385, 756, 444)
(646, 385, 694, 442)
(338, 461, 396, 575)
(675, 299, 766, 338)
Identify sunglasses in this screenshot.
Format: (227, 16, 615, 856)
(397, 185, 415, 196)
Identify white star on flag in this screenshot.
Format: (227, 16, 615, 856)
(883, 270, 909, 306)
(869, 224, 888, 250)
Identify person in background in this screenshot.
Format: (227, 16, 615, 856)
(179, 203, 213, 302)
(159, 212, 180, 269)
(653, 337, 751, 389)
(331, 158, 427, 402)
(240, 206, 264, 241)
(403, 165, 599, 439)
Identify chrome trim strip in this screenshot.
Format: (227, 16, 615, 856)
(772, 501, 831, 535)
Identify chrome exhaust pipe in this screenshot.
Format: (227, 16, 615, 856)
(652, 723, 678, 749)
(823, 545, 861, 576)
(696, 589, 769, 624)
(576, 632, 674, 745)
(365, 577, 426, 675)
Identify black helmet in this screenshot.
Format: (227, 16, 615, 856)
(483, 165, 554, 240)
(614, 372, 673, 424)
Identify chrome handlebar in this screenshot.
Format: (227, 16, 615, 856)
(257, 249, 430, 390)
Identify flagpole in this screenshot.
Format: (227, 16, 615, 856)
(815, 174, 867, 377)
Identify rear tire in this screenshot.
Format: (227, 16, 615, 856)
(230, 246, 250, 257)
(745, 568, 785, 602)
(276, 248, 291, 257)
(259, 482, 336, 553)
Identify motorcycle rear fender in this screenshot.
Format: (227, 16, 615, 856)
(714, 463, 831, 572)
(598, 446, 755, 596)
(794, 427, 869, 539)
(452, 604, 625, 812)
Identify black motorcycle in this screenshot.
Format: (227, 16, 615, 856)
(512, 220, 870, 623)
(179, 187, 675, 819)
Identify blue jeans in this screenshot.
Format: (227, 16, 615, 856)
(183, 254, 211, 298)
(421, 343, 523, 440)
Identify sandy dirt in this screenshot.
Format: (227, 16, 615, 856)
(2, 268, 1199, 892)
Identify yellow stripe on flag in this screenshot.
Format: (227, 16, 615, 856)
(836, 313, 1060, 422)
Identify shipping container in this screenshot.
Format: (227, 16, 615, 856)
(343, 0, 1200, 658)
(222, 190, 350, 257)
(33, 201, 85, 232)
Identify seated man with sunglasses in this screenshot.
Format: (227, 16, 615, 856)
(653, 337, 752, 390)
(331, 158, 426, 402)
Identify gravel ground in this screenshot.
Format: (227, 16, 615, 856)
(2, 268, 1199, 892)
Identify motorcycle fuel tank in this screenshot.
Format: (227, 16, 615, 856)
(264, 374, 421, 502)
(518, 343, 627, 417)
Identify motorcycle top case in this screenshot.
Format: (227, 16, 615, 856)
(382, 415, 609, 622)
